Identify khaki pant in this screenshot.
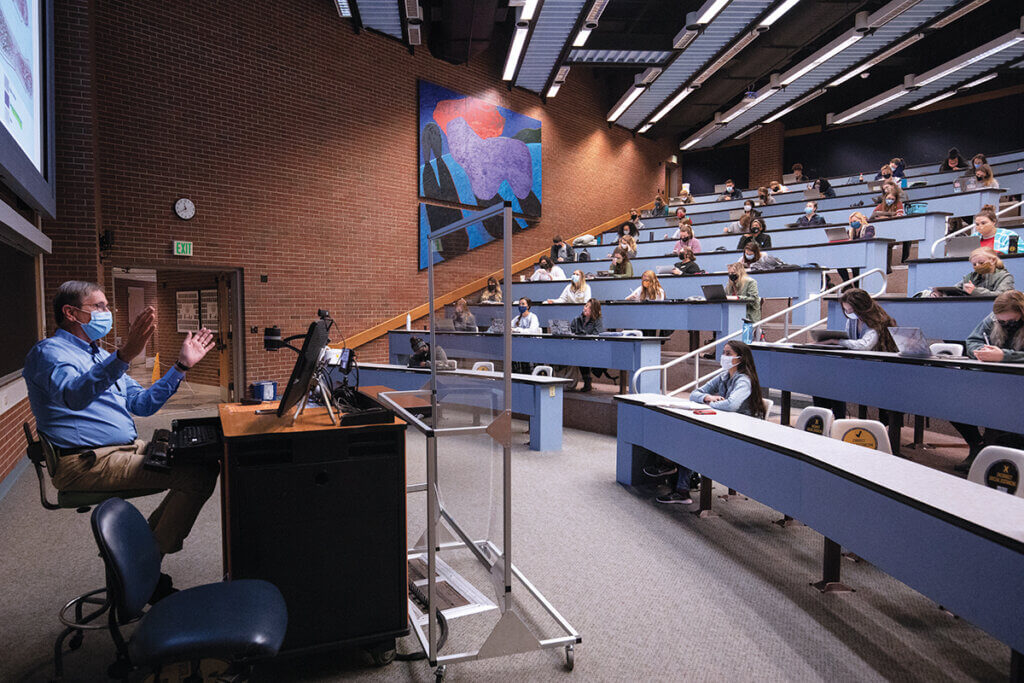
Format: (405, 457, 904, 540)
(51, 440, 218, 555)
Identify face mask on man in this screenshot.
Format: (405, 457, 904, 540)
(726, 186, 734, 192)
(804, 207, 814, 215)
(76, 308, 113, 341)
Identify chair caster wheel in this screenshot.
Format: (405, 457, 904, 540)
(565, 643, 575, 671)
(435, 664, 447, 682)
(367, 639, 396, 667)
(68, 632, 83, 651)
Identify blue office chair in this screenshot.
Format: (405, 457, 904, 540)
(91, 497, 288, 680)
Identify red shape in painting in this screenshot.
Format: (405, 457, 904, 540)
(433, 98, 505, 139)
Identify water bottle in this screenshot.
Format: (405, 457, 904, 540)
(1010, 234, 1019, 255)
(953, 178, 961, 193)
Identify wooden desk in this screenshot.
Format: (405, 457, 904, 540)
(218, 401, 408, 655)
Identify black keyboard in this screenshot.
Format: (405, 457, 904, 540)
(143, 430, 172, 473)
(173, 424, 220, 450)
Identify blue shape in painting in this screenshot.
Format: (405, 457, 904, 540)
(418, 80, 541, 269)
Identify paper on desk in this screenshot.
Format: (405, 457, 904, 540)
(408, 554, 497, 625)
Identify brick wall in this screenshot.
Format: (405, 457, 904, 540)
(748, 122, 784, 190)
(154, 271, 221, 387)
(41, 0, 672, 385)
(0, 397, 33, 482)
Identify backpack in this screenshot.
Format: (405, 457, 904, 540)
(576, 249, 591, 262)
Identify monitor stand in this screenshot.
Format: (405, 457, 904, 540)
(292, 369, 339, 426)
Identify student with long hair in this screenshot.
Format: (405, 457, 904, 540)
(451, 298, 477, 331)
(530, 255, 567, 281)
(571, 299, 605, 392)
(835, 288, 898, 352)
(757, 186, 774, 206)
(951, 291, 1024, 472)
(737, 218, 771, 251)
(972, 205, 1014, 254)
(610, 247, 633, 279)
(649, 341, 766, 504)
(974, 163, 999, 189)
(480, 276, 502, 303)
(940, 148, 968, 172)
(546, 269, 592, 304)
(672, 248, 702, 275)
(935, 247, 1015, 297)
(672, 223, 702, 255)
(837, 211, 875, 283)
(626, 270, 666, 301)
(870, 187, 905, 221)
(739, 241, 784, 273)
(727, 261, 761, 322)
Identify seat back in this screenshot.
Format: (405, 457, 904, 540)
(793, 407, 834, 437)
(23, 422, 62, 510)
(471, 361, 495, 373)
(762, 398, 774, 418)
(91, 498, 163, 621)
(830, 419, 892, 455)
(930, 342, 963, 357)
(532, 365, 553, 377)
(967, 446, 1024, 497)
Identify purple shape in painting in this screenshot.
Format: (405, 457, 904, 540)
(445, 118, 533, 200)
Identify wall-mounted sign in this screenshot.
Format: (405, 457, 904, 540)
(173, 240, 193, 257)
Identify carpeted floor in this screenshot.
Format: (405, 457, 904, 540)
(0, 395, 1010, 682)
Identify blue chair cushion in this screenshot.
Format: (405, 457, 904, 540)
(129, 579, 287, 667)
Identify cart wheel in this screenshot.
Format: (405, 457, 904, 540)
(435, 664, 447, 682)
(565, 643, 575, 671)
(366, 639, 396, 667)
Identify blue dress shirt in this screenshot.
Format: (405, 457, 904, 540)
(23, 329, 185, 449)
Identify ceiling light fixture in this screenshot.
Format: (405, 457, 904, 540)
(607, 86, 646, 122)
(908, 90, 957, 110)
(735, 124, 762, 139)
(573, 28, 593, 47)
(831, 89, 908, 124)
(782, 33, 862, 86)
(639, 123, 653, 133)
(649, 87, 695, 123)
(548, 66, 570, 98)
(869, 0, 923, 29)
(759, 0, 801, 28)
(960, 72, 998, 89)
(695, 0, 731, 25)
(916, 36, 1024, 87)
(762, 88, 826, 123)
(930, 0, 989, 29)
(520, 0, 540, 22)
(585, 0, 611, 24)
(502, 24, 530, 81)
(829, 33, 924, 87)
(721, 89, 776, 123)
(693, 30, 760, 85)
(681, 137, 703, 150)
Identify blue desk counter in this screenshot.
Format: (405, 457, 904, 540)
(824, 296, 996, 343)
(907, 253, 1024, 293)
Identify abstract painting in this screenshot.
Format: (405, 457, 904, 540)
(418, 204, 528, 270)
(418, 81, 541, 268)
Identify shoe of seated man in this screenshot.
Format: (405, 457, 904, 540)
(643, 462, 678, 478)
(656, 491, 693, 505)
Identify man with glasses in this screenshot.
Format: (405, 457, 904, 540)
(23, 281, 218, 590)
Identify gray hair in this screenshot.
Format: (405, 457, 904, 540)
(53, 280, 102, 329)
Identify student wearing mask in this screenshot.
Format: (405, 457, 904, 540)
(626, 270, 666, 301)
(831, 288, 898, 352)
(974, 163, 999, 188)
(672, 223, 702, 255)
(757, 186, 775, 206)
(451, 298, 477, 331)
(727, 262, 761, 322)
(874, 164, 895, 182)
(617, 219, 640, 239)
(836, 212, 874, 283)
(530, 256, 567, 281)
(718, 179, 743, 201)
(652, 196, 668, 216)
(511, 298, 541, 333)
(550, 235, 575, 263)
(940, 147, 968, 172)
(945, 248, 1015, 296)
(972, 205, 1014, 253)
(650, 341, 766, 504)
(672, 248, 703, 276)
(739, 242, 784, 273)
(480, 276, 502, 303)
(723, 201, 760, 234)
(629, 208, 646, 230)
(677, 189, 695, 205)
(571, 299, 605, 392)
(870, 188, 905, 221)
(951, 291, 1024, 472)
(674, 207, 693, 230)
(610, 247, 633, 279)
(618, 234, 638, 258)
(408, 336, 451, 369)
(791, 163, 805, 183)
(813, 177, 836, 198)
(972, 153, 988, 170)
(547, 269, 592, 304)
(878, 178, 908, 204)
(797, 201, 826, 227)
(736, 218, 771, 251)
(770, 180, 788, 194)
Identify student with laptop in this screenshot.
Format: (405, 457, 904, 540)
(672, 223, 702, 255)
(974, 163, 999, 189)
(649, 341, 767, 505)
(545, 269, 592, 304)
(727, 262, 761, 322)
(869, 187, 905, 221)
(626, 271, 666, 301)
(739, 242, 785, 273)
(940, 148, 968, 172)
(571, 299, 605, 393)
(610, 247, 634, 279)
(973, 204, 1014, 254)
(812, 177, 836, 199)
(791, 163, 806, 184)
(825, 288, 898, 352)
(797, 201, 825, 227)
(932, 247, 1015, 297)
(950, 290, 1024, 472)
(672, 248, 703, 276)
(451, 298, 477, 331)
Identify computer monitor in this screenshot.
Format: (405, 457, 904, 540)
(276, 319, 330, 417)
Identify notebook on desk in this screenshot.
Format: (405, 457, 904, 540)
(931, 286, 970, 296)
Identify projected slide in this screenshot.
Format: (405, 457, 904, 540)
(0, 0, 40, 171)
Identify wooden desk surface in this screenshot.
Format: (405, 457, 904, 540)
(218, 400, 402, 438)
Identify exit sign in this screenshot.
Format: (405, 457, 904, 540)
(173, 240, 193, 257)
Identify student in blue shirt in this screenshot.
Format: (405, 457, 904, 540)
(647, 341, 766, 504)
(23, 281, 218, 564)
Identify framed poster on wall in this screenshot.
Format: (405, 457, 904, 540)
(200, 289, 219, 332)
(175, 290, 199, 333)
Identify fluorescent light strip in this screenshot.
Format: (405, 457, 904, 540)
(696, 0, 730, 25)
(916, 37, 1024, 87)
(961, 72, 998, 89)
(639, 123, 653, 133)
(334, 0, 352, 18)
(721, 89, 776, 123)
(833, 89, 907, 124)
(585, 0, 611, 24)
(829, 33, 924, 87)
(870, 0, 922, 29)
(649, 87, 694, 123)
(930, 0, 989, 29)
(735, 124, 762, 139)
(520, 0, 540, 22)
(909, 90, 956, 110)
(681, 137, 703, 150)
(760, 0, 800, 27)
(763, 87, 826, 123)
(502, 26, 529, 81)
(547, 83, 561, 97)
(607, 86, 645, 122)
(694, 30, 760, 85)
(782, 34, 862, 86)
(573, 28, 592, 47)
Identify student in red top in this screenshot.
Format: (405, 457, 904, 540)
(973, 204, 1014, 254)
(870, 188, 905, 221)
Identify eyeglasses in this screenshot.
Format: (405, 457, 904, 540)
(78, 303, 110, 312)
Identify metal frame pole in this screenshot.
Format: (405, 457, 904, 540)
(502, 202, 513, 610)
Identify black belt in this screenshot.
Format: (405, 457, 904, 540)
(53, 443, 130, 457)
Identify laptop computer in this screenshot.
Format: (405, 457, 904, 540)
(433, 318, 455, 331)
(656, 265, 676, 275)
(803, 187, 821, 199)
(810, 329, 849, 342)
(931, 286, 970, 297)
(701, 284, 728, 301)
(866, 181, 884, 193)
(889, 327, 930, 357)
(953, 175, 978, 192)
(729, 208, 745, 221)
(487, 318, 505, 334)
(549, 319, 572, 336)
(945, 235, 981, 257)
(824, 227, 850, 242)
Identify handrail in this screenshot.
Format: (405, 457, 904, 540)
(929, 199, 1024, 258)
(631, 267, 887, 395)
(342, 202, 654, 349)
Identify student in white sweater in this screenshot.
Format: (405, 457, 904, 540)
(511, 298, 541, 333)
(546, 270, 592, 304)
(530, 256, 567, 281)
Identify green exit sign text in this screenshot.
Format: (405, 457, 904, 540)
(173, 240, 193, 257)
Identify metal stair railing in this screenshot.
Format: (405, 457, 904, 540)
(929, 199, 1024, 258)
